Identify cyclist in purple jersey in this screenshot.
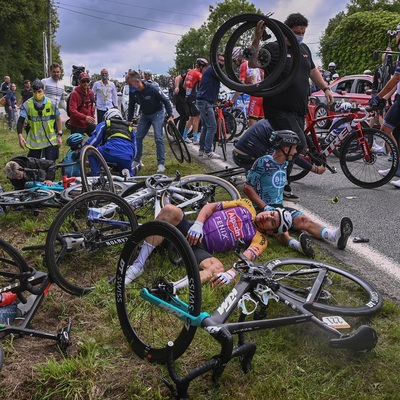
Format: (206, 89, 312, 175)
(124, 198, 292, 288)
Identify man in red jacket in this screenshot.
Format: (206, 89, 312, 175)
(68, 72, 96, 135)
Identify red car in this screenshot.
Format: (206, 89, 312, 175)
(308, 74, 373, 128)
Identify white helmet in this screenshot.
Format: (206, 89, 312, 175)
(275, 208, 292, 234)
(103, 108, 122, 121)
(328, 62, 336, 68)
(340, 102, 352, 112)
(232, 46, 243, 60)
(363, 69, 372, 75)
(332, 73, 339, 79)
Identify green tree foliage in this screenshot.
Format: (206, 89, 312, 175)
(319, 10, 400, 75)
(0, 0, 61, 86)
(346, 0, 400, 14)
(174, 0, 261, 73)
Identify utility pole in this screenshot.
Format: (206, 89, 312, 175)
(47, 0, 52, 76)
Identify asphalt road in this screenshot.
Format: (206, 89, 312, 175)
(184, 140, 400, 302)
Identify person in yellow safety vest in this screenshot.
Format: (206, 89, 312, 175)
(17, 78, 63, 161)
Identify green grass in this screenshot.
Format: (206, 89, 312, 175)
(0, 126, 399, 399)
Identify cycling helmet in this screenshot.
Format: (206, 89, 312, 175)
(232, 46, 243, 60)
(328, 62, 336, 68)
(275, 208, 292, 234)
(66, 133, 84, 149)
(332, 73, 339, 79)
(196, 58, 209, 67)
(103, 108, 122, 121)
(32, 78, 44, 91)
(340, 102, 352, 112)
(363, 69, 372, 75)
(270, 130, 300, 148)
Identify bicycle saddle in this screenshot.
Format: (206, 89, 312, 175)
(329, 325, 378, 352)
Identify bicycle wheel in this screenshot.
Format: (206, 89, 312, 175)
(160, 174, 240, 218)
(217, 119, 227, 161)
(231, 108, 247, 138)
(79, 145, 115, 193)
(115, 221, 201, 363)
(224, 110, 237, 142)
(269, 258, 382, 316)
(289, 135, 316, 182)
(0, 189, 55, 206)
(45, 191, 138, 296)
(339, 128, 399, 188)
(164, 120, 184, 163)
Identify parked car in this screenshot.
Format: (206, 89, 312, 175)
(308, 74, 373, 128)
(117, 84, 130, 119)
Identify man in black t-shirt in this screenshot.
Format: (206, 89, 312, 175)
(250, 13, 333, 201)
(17, 80, 33, 106)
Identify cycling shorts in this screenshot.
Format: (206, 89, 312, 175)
(176, 216, 213, 265)
(383, 98, 400, 130)
(186, 97, 200, 117)
(248, 96, 264, 119)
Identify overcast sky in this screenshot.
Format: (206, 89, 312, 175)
(55, 0, 349, 85)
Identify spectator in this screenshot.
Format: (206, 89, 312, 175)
(85, 108, 137, 177)
(4, 156, 55, 190)
(183, 58, 209, 144)
(42, 62, 68, 109)
(250, 13, 333, 201)
(17, 80, 33, 107)
(0, 76, 11, 95)
(92, 68, 118, 122)
(5, 83, 17, 130)
(196, 55, 225, 159)
(126, 70, 174, 173)
(68, 72, 96, 135)
(174, 70, 190, 133)
(16, 79, 62, 161)
(168, 76, 175, 101)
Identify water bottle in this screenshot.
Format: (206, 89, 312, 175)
(0, 292, 17, 307)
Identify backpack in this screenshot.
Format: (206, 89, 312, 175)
(66, 90, 94, 117)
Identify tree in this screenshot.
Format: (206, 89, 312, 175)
(0, 0, 61, 86)
(174, 0, 261, 73)
(319, 9, 400, 75)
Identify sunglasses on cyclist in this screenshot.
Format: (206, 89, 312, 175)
(81, 79, 90, 84)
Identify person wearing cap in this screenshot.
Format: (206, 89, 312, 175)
(16, 78, 63, 161)
(92, 68, 118, 123)
(17, 80, 33, 107)
(42, 62, 68, 109)
(68, 72, 96, 135)
(143, 69, 158, 86)
(126, 70, 174, 173)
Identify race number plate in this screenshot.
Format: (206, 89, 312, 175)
(322, 316, 350, 329)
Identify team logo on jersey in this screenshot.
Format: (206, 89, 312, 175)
(272, 170, 286, 189)
(226, 209, 243, 239)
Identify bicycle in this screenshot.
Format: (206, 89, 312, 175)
(230, 92, 250, 138)
(163, 118, 191, 164)
(115, 222, 383, 399)
(291, 107, 400, 188)
(0, 237, 71, 370)
(44, 173, 239, 296)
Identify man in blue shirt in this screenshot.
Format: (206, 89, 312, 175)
(126, 70, 174, 173)
(196, 54, 225, 159)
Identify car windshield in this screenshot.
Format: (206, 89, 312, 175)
(333, 79, 354, 94)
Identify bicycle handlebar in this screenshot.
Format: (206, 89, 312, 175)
(23, 162, 77, 174)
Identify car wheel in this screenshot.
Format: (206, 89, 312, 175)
(315, 106, 330, 129)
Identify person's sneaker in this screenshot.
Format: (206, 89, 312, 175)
(192, 140, 200, 145)
(205, 152, 221, 159)
(157, 164, 166, 173)
(132, 160, 144, 168)
(299, 232, 315, 258)
(283, 191, 300, 202)
(198, 150, 204, 157)
(335, 217, 353, 250)
(390, 179, 400, 188)
(183, 137, 192, 143)
(378, 168, 390, 177)
(125, 264, 144, 285)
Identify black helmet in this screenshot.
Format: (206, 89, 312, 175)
(270, 130, 300, 148)
(196, 58, 209, 67)
(32, 78, 44, 91)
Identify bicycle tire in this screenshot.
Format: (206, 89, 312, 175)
(160, 174, 240, 218)
(210, 14, 287, 94)
(79, 145, 115, 193)
(115, 221, 201, 363)
(289, 135, 316, 182)
(269, 258, 382, 316)
(339, 128, 399, 188)
(223, 110, 237, 142)
(231, 108, 247, 138)
(45, 191, 138, 296)
(164, 120, 184, 163)
(0, 189, 55, 206)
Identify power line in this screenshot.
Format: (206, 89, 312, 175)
(56, 1, 194, 28)
(56, 5, 183, 36)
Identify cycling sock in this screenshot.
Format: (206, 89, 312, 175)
(130, 241, 155, 268)
(321, 227, 336, 242)
(183, 128, 189, 139)
(173, 276, 189, 290)
(288, 238, 301, 253)
(193, 132, 198, 141)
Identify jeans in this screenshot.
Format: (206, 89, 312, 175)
(6, 107, 14, 129)
(197, 99, 216, 154)
(133, 110, 165, 165)
(27, 146, 59, 161)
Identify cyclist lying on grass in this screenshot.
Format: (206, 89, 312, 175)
(125, 198, 287, 286)
(4, 156, 55, 190)
(243, 130, 353, 260)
